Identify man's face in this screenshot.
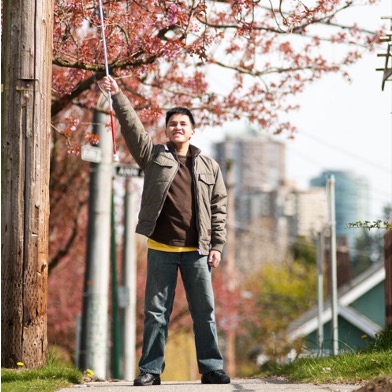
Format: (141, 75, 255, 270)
(165, 114, 194, 147)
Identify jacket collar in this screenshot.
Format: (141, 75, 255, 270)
(166, 142, 201, 158)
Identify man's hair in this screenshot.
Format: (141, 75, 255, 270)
(165, 107, 196, 128)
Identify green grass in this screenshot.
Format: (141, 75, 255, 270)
(269, 350, 392, 384)
(261, 329, 392, 384)
(1, 348, 83, 392)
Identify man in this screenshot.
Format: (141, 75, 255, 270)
(103, 76, 230, 386)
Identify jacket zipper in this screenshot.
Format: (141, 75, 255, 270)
(192, 158, 202, 254)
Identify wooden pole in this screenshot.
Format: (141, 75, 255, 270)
(1, 0, 53, 368)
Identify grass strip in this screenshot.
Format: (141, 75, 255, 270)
(271, 350, 392, 384)
(261, 329, 392, 384)
(1, 349, 83, 392)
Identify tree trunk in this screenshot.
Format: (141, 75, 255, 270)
(1, 0, 53, 368)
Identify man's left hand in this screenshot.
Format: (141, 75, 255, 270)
(208, 250, 221, 268)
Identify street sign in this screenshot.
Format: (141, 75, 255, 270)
(81, 145, 102, 163)
(114, 164, 143, 178)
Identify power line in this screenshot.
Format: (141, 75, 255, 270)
(294, 129, 391, 174)
(285, 143, 391, 203)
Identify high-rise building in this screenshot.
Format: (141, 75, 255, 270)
(215, 129, 286, 226)
(310, 170, 370, 249)
(284, 188, 328, 239)
(215, 130, 285, 192)
(214, 130, 290, 268)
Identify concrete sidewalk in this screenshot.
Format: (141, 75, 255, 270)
(58, 378, 360, 392)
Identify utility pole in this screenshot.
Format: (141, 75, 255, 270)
(79, 111, 113, 378)
(114, 165, 143, 380)
(1, 0, 53, 368)
(327, 175, 338, 355)
(121, 177, 139, 380)
(316, 231, 324, 356)
(111, 192, 121, 379)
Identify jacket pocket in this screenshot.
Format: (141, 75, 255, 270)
(147, 155, 175, 184)
(152, 155, 175, 169)
(199, 173, 215, 186)
(198, 173, 215, 202)
(143, 154, 176, 207)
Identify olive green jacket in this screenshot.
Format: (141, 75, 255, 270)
(112, 91, 227, 255)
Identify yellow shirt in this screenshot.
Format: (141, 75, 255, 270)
(147, 238, 198, 253)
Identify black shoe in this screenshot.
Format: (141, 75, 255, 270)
(134, 372, 161, 386)
(201, 369, 231, 384)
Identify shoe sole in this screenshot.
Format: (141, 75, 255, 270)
(201, 377, 230, 384)
(134, 378, 161, 386)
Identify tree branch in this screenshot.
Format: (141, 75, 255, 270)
(51, 72, 104, 117)
(211, 59, 315, 76)
(49, 202, 86, 274)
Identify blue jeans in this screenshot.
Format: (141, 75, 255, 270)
(139, 249, 224, 374)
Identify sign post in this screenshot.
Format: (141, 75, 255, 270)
(114, 163, 143, 380)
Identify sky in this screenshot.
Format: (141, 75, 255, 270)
(192, 0, 392, 219)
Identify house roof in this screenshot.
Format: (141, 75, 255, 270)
(287, 262, 385, 340)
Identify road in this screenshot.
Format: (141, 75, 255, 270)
(58, 378, 360, 391)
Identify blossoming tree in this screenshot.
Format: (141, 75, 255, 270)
(48, 0, 385, 362)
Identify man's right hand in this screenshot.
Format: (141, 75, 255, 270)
(103, 75, 120, 95)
